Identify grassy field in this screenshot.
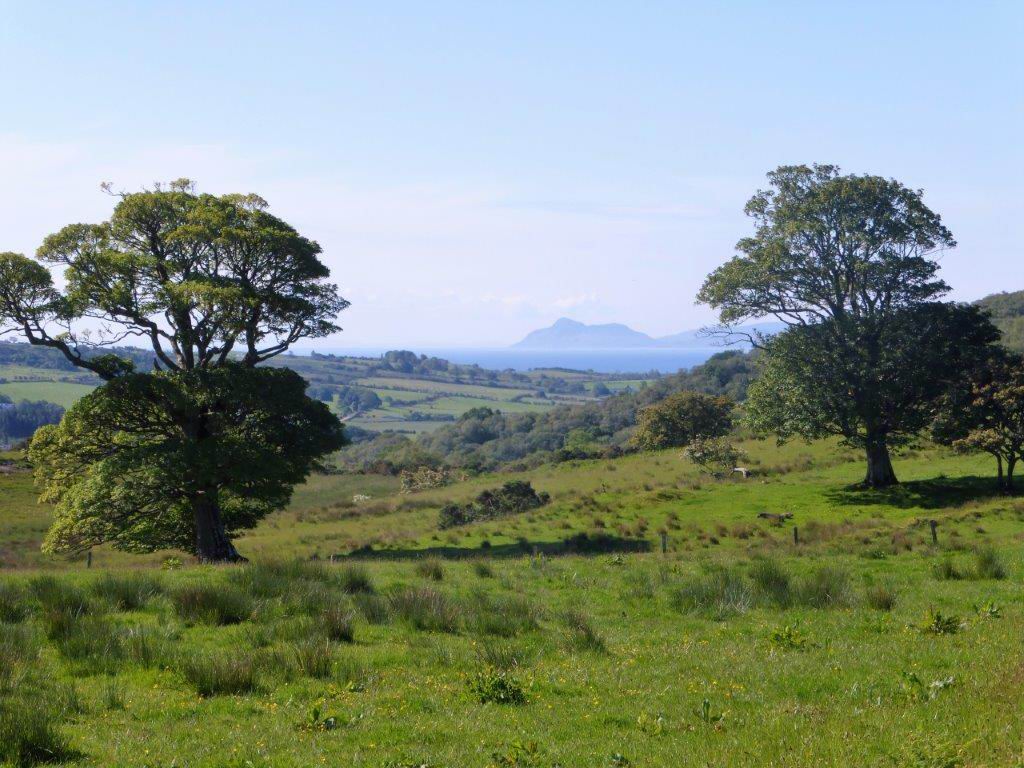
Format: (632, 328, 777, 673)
(1, 442, 1023, 766)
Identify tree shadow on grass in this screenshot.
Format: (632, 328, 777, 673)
(336, 532, 651, 561)
(825, 474, 1009, 510)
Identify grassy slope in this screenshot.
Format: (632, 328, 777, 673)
(2, 443, 1023, 766)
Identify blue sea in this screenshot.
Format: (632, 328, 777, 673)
(308, 347, 737, 374)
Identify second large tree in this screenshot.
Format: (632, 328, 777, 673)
(699, 164, 997, 487)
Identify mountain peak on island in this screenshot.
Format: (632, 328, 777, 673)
(511, 318, 784, 350)
(512, 318, 653, 349)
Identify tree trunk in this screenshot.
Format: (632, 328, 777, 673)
(1006, 456, 1017, 494)
(863, 436, 898, 488)
(193, 494, 246, 563)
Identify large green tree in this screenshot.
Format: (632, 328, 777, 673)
(698, 164, 995, 487)
(0, 180, 348, 560)
(630, 391, 733, 451)
(745, 304, 998, 484)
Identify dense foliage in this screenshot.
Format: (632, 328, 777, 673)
(975, 290, 1024, 353)
(746, 304, 998, 472)
(0, 180, 347, 560)
(438, 480, 550, 529)
(700, 164, 984, 487)
(631, 391, 733, 451)
(0, 396, 64, 444)
(30, 366, 345, 556)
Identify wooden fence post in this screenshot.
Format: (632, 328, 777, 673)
(793, 527, 799, 546)
(660, 531, 668, 555)
(86, 550, 92, 568)
(929, 520, 938, 545)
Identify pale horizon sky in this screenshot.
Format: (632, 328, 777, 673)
(1, 2, 1022, 348)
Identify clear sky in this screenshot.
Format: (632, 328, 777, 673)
(1, 1, 1021, 348)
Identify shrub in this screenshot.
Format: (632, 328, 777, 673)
(683, 438, 745, 478)
(388, 586, 461, 632)
(865, 583, 898, 611)
(400, 465, 459, 493)
(974, 546, 1007, 580)
(415, 558, 445, 581)
(91, 571, 163, 611)
(748, 558, 791, 607)
(172, 583, 253, 625)
(179, 651, 260, 696)
(0, 694, 76, 767)
(439, 481, 550, 529)
(769, 623, 808, 650)
(630, 391, 734, 451)
(292, 639, 334, 679)
(921, 610, 962, 636)
(467, 667, 528, 705)
(560, 610, 605, 653)
(670, 567, 752, 619)
(792, 566, 852, 608)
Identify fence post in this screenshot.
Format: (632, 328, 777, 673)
(660, 531, 668, 555)
(793, 526, 799, 546)
(929, 519, 938, 545)
(86, 550, 92, 568)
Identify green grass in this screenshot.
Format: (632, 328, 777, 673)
(0, 381, 95, 409)
(1, 439, 1023, 763)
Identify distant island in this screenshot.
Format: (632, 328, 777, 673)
(512, 317, 782, 350)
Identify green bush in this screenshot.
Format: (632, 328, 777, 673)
(179, 651, 260, 696)
(467, 667, 528, 705)
(172, 583, 253, 625)
(439, 481, 550, 529)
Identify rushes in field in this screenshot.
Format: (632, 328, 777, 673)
(172, 583, 253, 625)
(90, 571, 163, 611)
(0, 692, 77, 767)
(864, 582, 898, 611)
(560, 610, 606, 653)
(932, 557, 965, 581)
(337, 565, 375, 594)
(974, 545, 1007, 580)
(670, 567, 753, 619)
(352, 593, 390, 625)
(791, 566, 853, 608)
(0, 582, 30, 623)
(178, 651, 260, 696)
(414, 558, 445, 581)
(388, 586, 461, 632)
(749, 558, 792, 607)
(30, 576, 93, 617)
(319, 605, 355, 643)
(467, 592, 539, 638)
(292, 638, 334, 679)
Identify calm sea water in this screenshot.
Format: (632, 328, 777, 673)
(309, 347, 732, 374)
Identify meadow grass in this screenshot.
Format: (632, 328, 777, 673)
(0, 442, 1022, 764)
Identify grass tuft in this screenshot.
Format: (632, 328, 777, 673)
(172, 583, 253, 625)
(178, 650, 260, 696)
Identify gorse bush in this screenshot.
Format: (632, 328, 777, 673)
(172, 583, 253, 625)
(179, 651, 260, 696)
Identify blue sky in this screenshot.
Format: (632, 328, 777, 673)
(1, 1, 1021, 347)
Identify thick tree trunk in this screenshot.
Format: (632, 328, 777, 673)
(863, 436, 898, 488)
(1006, 456, 1017, 494)
(193, 494, 246, 563)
